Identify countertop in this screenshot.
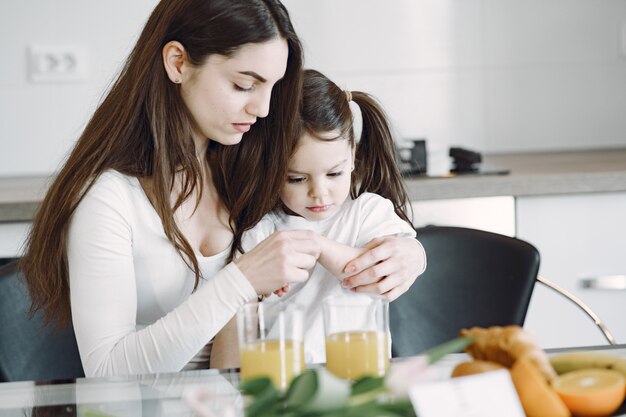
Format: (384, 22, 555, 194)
(0, 176, 50, 222)
(403, 147, 626, 201)
(3, 148, 626, 222)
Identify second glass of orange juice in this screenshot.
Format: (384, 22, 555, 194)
(237, 301, 305, 390)
(322, 294, 390, 380)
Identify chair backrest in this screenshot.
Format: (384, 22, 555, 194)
(390, 226, 540, 357)
(0, 260, 84, 382)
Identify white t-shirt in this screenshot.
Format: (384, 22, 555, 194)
(241, 193, 418, 363)
(67, 170, 257, 377)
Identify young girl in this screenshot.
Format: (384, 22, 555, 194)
(229, 69, 427, 364)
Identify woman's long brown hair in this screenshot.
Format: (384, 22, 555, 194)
(296, 69, 411, 224)
(20, 0, 303, 328)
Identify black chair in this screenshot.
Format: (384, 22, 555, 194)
(0, 260, 84, 382)
(390, 226, 539, 357)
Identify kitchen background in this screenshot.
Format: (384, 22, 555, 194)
(2, 0, 626, 348)
(2, 0, 626, 177)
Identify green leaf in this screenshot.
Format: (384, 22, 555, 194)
(245, 390, 279, 417)
(271, 368, 351, 414)
(284, 369, 318, 409)
(377, 400, 417, 417)
(345, 404, 411, 417)
(244, 378, 280, 417)
(240, 376, 274, 396)
(351, 375, 384, 396)
(423, 336, 474, 364)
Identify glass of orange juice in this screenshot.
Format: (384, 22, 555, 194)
(323, 294, 390, 380)
(237, 301, 305, 390)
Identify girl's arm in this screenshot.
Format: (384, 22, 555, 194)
(334, 194, 426, 301)
(315, 234, 367, 280)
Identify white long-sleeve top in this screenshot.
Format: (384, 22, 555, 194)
(67, 170, 257, 377)
(241, 193, 419, 363)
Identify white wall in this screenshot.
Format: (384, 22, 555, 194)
(2, 0, 626, 176)
(0, 0, 158, 177)
(284, 0, 626, 160)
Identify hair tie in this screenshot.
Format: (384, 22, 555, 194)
(345, 90, 352, 102)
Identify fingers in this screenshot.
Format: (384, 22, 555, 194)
(342, 235, 425, 300)
(273, 284, 290, 297)
(382, 280, 413, 302)
(279, 230, 322, 257)
(347, 236, 426, 283)
(289, 252, 317, 273)
(343, 238, 392, 276)
(349, 272, 402, 296)
(235, 229, 320, 295)
(350, 274, 414, 302)
(342, 258, 397, 289)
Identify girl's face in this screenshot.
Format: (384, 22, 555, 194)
(180, 37, 289, 146)
(280, 131, 354, 221)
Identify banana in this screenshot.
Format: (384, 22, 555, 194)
(549, 351, 626, 378)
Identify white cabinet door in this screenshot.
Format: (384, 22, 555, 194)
(412, 196, 516, 236)
(518, 192, 626, 348)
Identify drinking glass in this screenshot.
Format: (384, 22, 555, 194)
(323, 293, 390, 380)
(237, 301, 305, 390)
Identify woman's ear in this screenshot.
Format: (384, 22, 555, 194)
(162, 41, 187, 84)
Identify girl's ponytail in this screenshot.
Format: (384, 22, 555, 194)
(351, 92, 412, 224)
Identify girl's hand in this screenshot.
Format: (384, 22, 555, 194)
(235, 230, 320, 296)
(341, 236, 426, 301)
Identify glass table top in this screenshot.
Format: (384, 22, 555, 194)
(2, 345, 626, 417)
(0, 368, 243, 417)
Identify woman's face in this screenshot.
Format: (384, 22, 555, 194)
(280, 131, 354, 222)
(180, 37, 289, 146)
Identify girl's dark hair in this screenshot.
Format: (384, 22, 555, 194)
(21, 0, 303, 328)
(297, 69, 411, 224)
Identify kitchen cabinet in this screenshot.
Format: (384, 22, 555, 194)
(410, 192, 626, 348)
(518, 192, 626, 348)
(411, 196, 515, 236)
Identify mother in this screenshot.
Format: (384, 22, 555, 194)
(21, 0, 423, 377)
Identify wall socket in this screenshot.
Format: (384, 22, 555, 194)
(27, 44, 89, 83)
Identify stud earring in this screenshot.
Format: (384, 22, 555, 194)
(174, 78, 180, 83)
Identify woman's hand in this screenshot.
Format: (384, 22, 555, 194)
(235, 230, 320, 296)
(341, 236, 426, 301)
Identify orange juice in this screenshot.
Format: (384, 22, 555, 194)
(239, 339, 305, 390)
(325, 331, 389, 380)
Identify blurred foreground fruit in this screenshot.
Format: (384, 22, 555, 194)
(550, 352, 626, 378)
(451, 360, 505, 378)
(552, 368, 625, 417)
(461, 325, 556, 380)
(510, 356, 571, 417)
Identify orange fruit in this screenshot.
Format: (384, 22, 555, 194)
(451, 360, 505, 378)
(552, 368, 626, 417)
(510, 356, 571, 417)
